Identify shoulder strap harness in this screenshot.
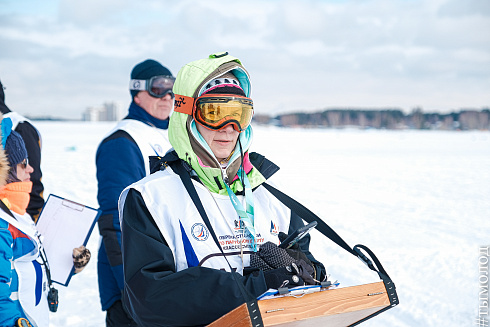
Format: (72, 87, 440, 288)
(151, 152, 399, 326)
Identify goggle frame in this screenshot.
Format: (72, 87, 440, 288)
(129, 75, 175, 98)
(174, 93, 254, 132)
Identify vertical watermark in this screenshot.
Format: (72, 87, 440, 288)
(477, 246, 489, 326)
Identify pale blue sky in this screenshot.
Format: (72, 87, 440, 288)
(1, 0, 489, 119)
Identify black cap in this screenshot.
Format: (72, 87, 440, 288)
(130, 59, 172, 98)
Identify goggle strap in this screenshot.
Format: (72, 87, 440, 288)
(174, 94, 195, 115)
(129, 79, 147, 91)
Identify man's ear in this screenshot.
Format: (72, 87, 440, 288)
(133, 94, 141, 105)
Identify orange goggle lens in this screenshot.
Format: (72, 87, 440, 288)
(194, 94, 253, 132)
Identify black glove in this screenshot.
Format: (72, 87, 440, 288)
(278, 232, 312, 262)
(279, 232, 319, 281)
(250, 241, 317, 287)
(263, 263, 305, 289)
(250, 241, 295, 271)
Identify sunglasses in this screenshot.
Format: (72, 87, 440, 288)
(129, 75, 175, 98)
(20, 158, 29, 169)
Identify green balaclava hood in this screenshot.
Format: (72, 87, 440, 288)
(170, 52, 265, 194)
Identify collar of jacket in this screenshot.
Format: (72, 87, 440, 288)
(152, 150, 280, 194)
(0, 181, 32, 215)
(126, 102, 169, 130)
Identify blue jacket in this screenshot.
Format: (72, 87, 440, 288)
(0, 216, 37, 326)
(96, 102, 169, 311)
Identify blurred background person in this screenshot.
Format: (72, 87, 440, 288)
(0, 79, 44, 221)
(96, 59, 175, 326)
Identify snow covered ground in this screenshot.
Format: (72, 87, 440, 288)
(35, 121, 490, 327)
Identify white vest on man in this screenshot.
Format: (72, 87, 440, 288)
(105, 119, 172, 175)
(120, 168, 292, 274)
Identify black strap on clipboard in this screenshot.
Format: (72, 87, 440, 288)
(261, 182, 400, 315)
(161, 152, 397, 326)
(171, 160, 264, 327)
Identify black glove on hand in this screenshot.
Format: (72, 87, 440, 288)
(250, 241, 295, 271)
(250, 241, 317, 288)
(264, 263, 305, 289)
(278, 232, 312, 262)
(278, 232, 318, 279)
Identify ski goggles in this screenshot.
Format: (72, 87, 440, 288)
(174, 94, 254, 132)
(129, 75, 175, 98)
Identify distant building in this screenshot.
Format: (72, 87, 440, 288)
(82, 101, 124, 121)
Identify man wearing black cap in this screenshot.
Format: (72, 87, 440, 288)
(95, 59, 175, 326)
(0, 79, 44, 221)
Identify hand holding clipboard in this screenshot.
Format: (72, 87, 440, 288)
(36, 195, 101, 286)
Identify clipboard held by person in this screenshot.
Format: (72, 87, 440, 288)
(36, 194, 101, 286)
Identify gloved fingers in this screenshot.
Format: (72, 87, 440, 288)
(250, 242, 317, 285)
(73, 245, 91, 274)
(297, 259, 314, 276)
(294, 260, 317, 285)
(285, 247, 312, 264)
(278, 231, 301, 250)
(255, 242, 295, 269)
(285, 248, 316, 280)
(317, 261, 328, 282)
(263, 265, 305, 289)
(250, 252, 274, 271)
(278, 232, 288, 243)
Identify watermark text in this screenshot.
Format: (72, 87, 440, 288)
(477, 246, 489, 326)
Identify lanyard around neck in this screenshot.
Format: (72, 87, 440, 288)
(224, 169, 256, 252)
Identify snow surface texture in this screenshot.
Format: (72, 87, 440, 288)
(36, 122, 489, 327)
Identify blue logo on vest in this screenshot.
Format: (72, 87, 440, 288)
(270, 221, 279, 236)
(152, 143, 163, 155)
(191, 223, 209, 241)
(234, 219, 245, 231)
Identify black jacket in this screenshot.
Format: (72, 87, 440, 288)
(120, 152, 325, 326)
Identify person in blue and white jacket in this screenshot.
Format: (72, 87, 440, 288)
(0, 118, 90, 327)
(96, 59, 175, 326)
(0, 120, 49, 327)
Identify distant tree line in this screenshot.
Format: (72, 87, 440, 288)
(253, 108, 490, 130)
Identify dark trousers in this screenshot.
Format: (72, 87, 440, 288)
(106, 300, 138, 327)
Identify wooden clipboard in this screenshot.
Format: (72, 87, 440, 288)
(208, 281, 392, 327)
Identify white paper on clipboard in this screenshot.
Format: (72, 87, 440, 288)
(36, 194, 101, 286)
